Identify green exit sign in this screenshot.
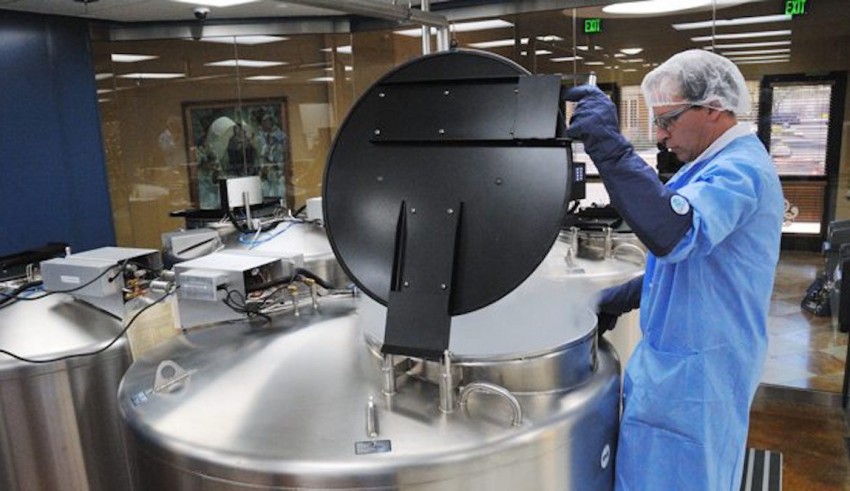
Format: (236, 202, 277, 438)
(584, 18, 602, 34)
(785, 0, 807, 16)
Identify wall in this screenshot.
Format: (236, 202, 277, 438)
(0, 11, 114, 256)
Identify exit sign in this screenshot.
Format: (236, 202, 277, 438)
(584, 18, 602, 34)
(785, 0, 807, 16)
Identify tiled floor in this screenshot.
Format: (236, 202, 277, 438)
(747, 250, 850, 490)
(764, 251, 848, 391)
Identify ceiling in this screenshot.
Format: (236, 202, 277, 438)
(0, 0, 349, 23)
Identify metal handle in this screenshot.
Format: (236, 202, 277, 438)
(366, 396, 379, 438)
(612, 242, 647, 265)
(153, 360, 191, 393)
(459, 382, 523, 426)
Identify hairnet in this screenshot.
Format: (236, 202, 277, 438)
(641, 49, 750, 115)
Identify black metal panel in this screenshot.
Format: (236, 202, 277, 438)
(514, 75, 561, 140)
(323, 50, 572, 355)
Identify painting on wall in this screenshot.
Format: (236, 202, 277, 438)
(182, 98, 291, 210)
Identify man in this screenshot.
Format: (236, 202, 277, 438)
(565, 50, 784, 490)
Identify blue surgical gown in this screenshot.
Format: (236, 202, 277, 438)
(615, 133, 784, 490)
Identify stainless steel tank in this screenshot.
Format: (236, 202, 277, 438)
(117, 49, 628, 490)
(0, 294, 135, 491)
(118, 280, 620, 490)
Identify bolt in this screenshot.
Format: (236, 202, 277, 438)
(379, 92, 385, 98)
(404, 281, 410, 287)
(444, 90, 450, 96)
(438, 128, 445, 135)
(447, 208, 454, 215)
(411, 208, 416, 214)
(377, 176, 384, 182)
(374, 129, 381, 135)
(440, 284, 447, 290)
(495, 178, 503, 185)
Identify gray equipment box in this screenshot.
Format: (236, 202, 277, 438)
(174, 251, 293, 329)
(40, 247, 162, 316)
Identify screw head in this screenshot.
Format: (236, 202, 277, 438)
(374, 129, 381, 135)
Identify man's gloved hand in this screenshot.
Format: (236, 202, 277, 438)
(597, 275, 644, 335)
(564, 85, 693, 257)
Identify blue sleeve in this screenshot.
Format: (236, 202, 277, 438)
(662, 159, 761, 263)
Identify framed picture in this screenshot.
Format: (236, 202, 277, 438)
(182, 98, 292, 210)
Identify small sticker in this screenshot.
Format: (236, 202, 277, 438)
(601, 443, 611, 469)
(131, 390, 151, 407)
(60, 275, 81, 285)
(355, 440, 392, 455)
(670, 195, 691, 216)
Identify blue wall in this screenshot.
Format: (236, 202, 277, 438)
(0, 11, 115, 256)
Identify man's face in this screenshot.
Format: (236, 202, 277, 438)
(654, 103, 712, 163)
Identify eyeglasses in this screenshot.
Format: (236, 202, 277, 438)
(653, 105, 701, 131)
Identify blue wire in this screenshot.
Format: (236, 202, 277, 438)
(238, 221, 297, 249)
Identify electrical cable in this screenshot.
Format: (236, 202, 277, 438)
(0, 286, 176, 364)
(238, 220, 297, 248)
(222, 287, 272, 323)
(0, 280, 44, 308)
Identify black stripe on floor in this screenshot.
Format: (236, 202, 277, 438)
(740, 448, 783, 491)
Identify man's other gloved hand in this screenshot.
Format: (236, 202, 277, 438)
(596, 275, 644, 335)
(597, 312, 620, 335)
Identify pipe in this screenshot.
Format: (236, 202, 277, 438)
(420, 0, 431, 55)
(439, 350, 455, 413)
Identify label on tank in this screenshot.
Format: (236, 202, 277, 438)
(355, 440, 392, 455)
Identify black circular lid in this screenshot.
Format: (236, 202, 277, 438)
(323, 49, 572, 316)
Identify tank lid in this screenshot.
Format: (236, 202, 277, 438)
(323, 50, 572, 358)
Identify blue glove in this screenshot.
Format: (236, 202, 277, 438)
(564, 85, 692, 257)
(597, 275, 643, 334)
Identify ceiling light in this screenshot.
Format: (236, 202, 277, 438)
(576, 45, 589, 51)
(691, 30, 791, 42)
(726, 54, 791, 62)
(620, 48, 644, 55)
(720, 48, 790, 56)
(623, 69, 638, 72)
(95, 73, 113, 81)
(200, 35, 289, 45)
(117, 73, 185, 79)
(111, 54, 158, 63)
(623, 58, 645, 63)
(707, 40, 791, 49)
(205, 59, 287, 68)
(734, 59, 791, 65)
(395, 19, 513, 36)
(468, 38, 528, 49)
(614, 53, 626, 58)
(673, 14, 791, 30)
(537, 35, 564, 42)
(550, 56, 583, 62)
(245, 75, 288, 81)
(584, 61, 605, 66)
(321, 45, 352, 54)
(603, 0, 711, 15)
(309, 77, 334, 83)
(172, 0, 259, 7)
(535, 50, 553, 55)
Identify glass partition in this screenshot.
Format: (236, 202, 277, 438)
(93, 0, 850, 247)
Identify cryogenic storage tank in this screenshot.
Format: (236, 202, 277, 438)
(0, 294, 134, 491)
(118, 49, 622, 490)
(118, 289, 619, 490)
